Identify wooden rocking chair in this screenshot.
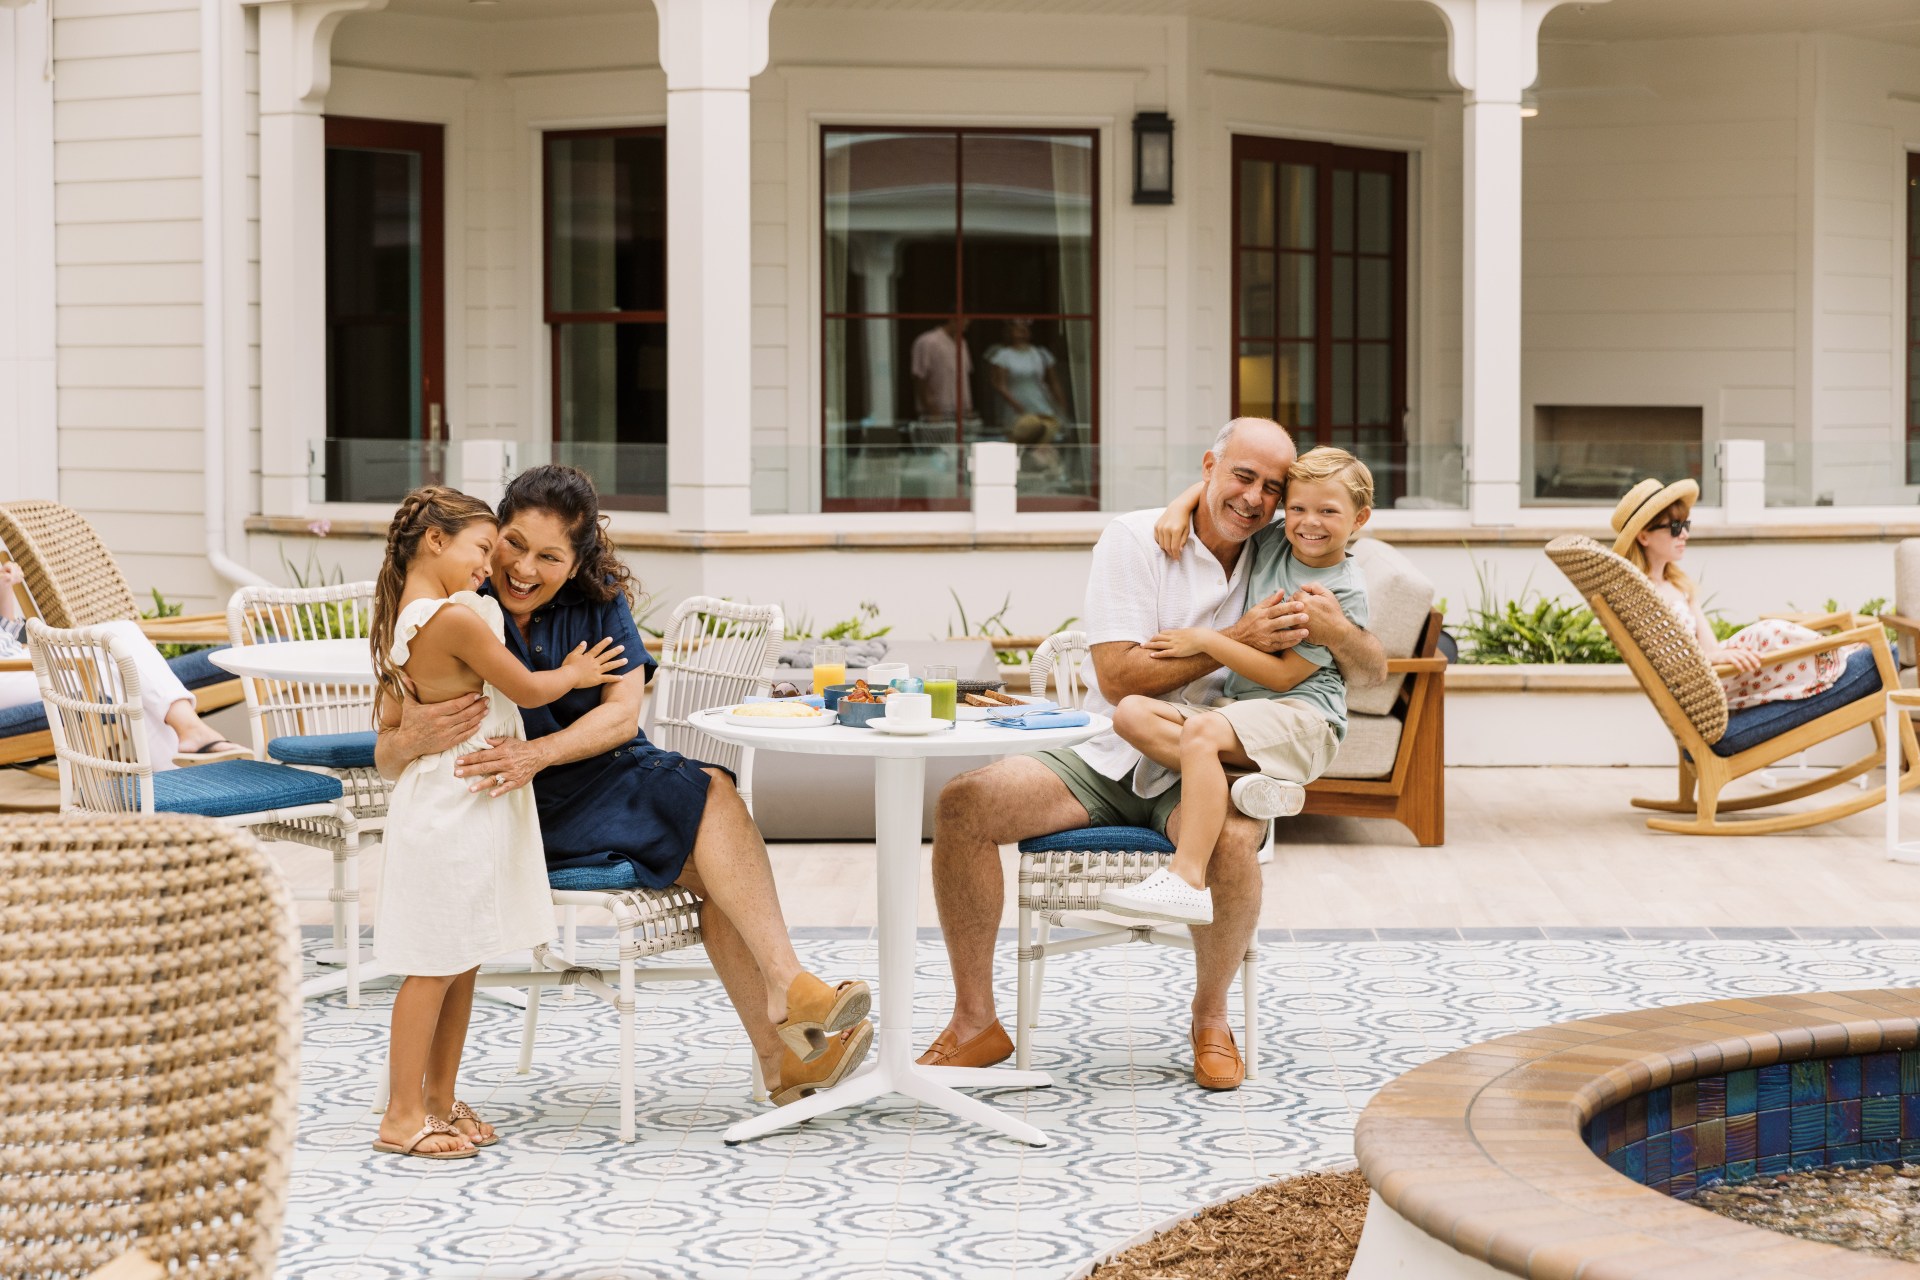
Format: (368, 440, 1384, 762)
(1547, 534, 1919, 836)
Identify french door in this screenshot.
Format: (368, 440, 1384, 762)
(324, 116, 446, 503)
(1231, 135, 1407, 499)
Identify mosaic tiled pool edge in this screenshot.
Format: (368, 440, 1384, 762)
(1584, 1051, 1920, 1198)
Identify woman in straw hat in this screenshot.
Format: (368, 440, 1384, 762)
(1612, 477, 1866, 710)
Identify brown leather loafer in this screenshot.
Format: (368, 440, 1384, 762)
(1191, 1023, 1244, 1090)
(915, 1020, 1013, 1068)
(771, 1021, 874, 1106)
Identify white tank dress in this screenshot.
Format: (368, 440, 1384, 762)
(374, 591, 556, 977)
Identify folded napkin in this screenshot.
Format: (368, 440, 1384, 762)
(989, 709, 1091, 730)
(743, 694, 826, 709)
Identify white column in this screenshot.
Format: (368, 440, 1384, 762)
(1416, 0, 1604, 525)
(0, 0, 55, 502)
(246, 0, 385, 516)
(650, 0, 777, 532)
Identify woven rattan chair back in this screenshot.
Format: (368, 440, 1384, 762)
(648, 597, 784, 806)
(1547, 534, 1728, 746)
(0, 501, 141, 628)
(1028, 630, 1089, 707)
(0, 813, 300, 1280)
(26, 620, 153, 814)
(226, 582, 379, 744)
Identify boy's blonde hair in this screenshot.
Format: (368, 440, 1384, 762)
(1288, 446, 1374, 513)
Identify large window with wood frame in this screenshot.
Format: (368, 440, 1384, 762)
(1231, 135, 1407, 500)
(544, 128, 667, 511)
(821, 127, 1098, 512)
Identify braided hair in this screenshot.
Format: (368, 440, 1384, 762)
(369, 485, 498, 726)
(497, 464, 637, 608)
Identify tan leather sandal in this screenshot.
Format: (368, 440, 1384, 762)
(771, 1022, 874, 1106)
(447, 1099, 498, 1147)
(774, 972, 872, 1063)
(370, 1115, 476, 1160)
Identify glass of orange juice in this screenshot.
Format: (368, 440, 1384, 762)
(924, 664, 958, 720)
(811, 644, 848, 698)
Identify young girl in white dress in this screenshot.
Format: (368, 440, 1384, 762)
(369, 486, 627, 1159)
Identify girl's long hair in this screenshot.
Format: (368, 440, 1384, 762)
(1621, 499, 1699, 601)
(497, 464, 636, 607)
(370, 485, 498, 726)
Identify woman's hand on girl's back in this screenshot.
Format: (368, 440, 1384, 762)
(563, 636, 627, 688)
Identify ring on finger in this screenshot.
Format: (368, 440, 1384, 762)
(494, 773, 507, 787)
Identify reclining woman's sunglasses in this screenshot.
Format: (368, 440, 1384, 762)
(1648, 518, 1692, 536)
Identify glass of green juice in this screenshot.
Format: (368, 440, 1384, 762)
(924, 665, 958, 720)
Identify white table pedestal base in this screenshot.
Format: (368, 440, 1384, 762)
(723, 755, 1052, 1147)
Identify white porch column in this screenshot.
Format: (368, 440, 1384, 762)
(0, 0, 54, 502)
(246, 0, 385, 516)
(1417, 0, 1602, 525)
(650, 0, 776, 531)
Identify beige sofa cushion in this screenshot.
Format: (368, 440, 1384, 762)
(1345, 537, 1436, 716)
(1322, 712, 1403, 780)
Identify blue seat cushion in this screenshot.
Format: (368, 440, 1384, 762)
(168, 647, 234, 690)
(152, 758, 344, 818)
(1710, 648, 1882, 758)
(0, 699, 47, 738)
(548, 858, 643, 892)
(268, 732, 378, 769)
(1017, 825, 1175, 855)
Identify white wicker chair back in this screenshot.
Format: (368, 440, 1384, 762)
(226, 582, 379, 749)
(26, 620, 153, 815)
(647, 597, 785, 811)
(1028, 630, 1090, 707)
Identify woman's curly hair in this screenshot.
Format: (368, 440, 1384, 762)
(497, 464, 637, 607)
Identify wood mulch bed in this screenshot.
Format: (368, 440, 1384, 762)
(1089, 1168, 1367, 1279)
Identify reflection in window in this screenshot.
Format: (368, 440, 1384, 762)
(544, 129, 666, 510)
(822, 128, 1098, 511)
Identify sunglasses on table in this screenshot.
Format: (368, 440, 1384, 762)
(1648, 519, 1692, 536)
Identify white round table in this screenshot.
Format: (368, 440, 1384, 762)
(211, 640, 388, 1002)
(690, 707, 1108, 1149)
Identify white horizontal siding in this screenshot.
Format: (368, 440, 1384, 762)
(52, 0, 215, 607)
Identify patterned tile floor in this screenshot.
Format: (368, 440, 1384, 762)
(286, 928, 1920, 1280)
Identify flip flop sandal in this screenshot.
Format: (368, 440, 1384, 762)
(774, 973, 873, 1063)
(370, 1115, 476, 1160)
(447, 1099, 498, 1147)
(172, 739, 252, 767)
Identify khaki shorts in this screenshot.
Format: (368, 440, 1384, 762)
(1165, 699, 1340, 785)
(1033, 748, 1184, 837)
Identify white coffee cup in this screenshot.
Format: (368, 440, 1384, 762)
(886, 692, 933, 726)
(865, 662, 909, 688)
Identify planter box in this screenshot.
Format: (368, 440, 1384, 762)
(1448, 663, 1886, 768)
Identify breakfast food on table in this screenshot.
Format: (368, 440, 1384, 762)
(963, 689, 1024, 708)
(769, 681, 803, 699)
(840, 679, 888, 704)
(730, 701, 826, 719)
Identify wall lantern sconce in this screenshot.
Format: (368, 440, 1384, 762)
(1132, 112, 1174, 205)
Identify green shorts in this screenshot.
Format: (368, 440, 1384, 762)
(1032, 747, 1183, 837)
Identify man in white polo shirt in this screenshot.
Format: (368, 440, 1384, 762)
(918, 417, 1387, 1089)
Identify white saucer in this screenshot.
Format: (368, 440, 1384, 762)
(865, 718, 952, 735)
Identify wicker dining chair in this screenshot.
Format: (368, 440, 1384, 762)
(28, 619, 362, 990)
(226, 581, 387, 1006)
(0, 812, 301, 1280)
(1012, 629, 1262, 1076)
(465, 597, 785, 1140)
(1547, 533, 1919, 834)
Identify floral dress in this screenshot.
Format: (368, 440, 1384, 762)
(1655, 585, 1863, 711)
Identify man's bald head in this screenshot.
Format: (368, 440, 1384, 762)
(1197, 417, 1295, 548)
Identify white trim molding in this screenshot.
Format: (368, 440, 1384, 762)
(0, 0, 54, 502)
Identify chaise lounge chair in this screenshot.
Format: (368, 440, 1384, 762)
(1547, 534, 1919, 835)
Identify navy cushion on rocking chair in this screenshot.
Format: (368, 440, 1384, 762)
(167, 647, 235, 690)
(268, 732, 379, 769)
(1017, 825, 1176, 855)
(152, 758, 345, 818)
(1710, 648, 1882, 758)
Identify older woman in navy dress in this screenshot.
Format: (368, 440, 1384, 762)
(376, 466, 872, 1137)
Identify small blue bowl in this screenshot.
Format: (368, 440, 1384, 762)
(835, 699, 890, 728)
(822, 682, 863, 709)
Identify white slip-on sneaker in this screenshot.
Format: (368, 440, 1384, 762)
(1100, 868, 1214, 925)
(1230, 773, 1306, 821)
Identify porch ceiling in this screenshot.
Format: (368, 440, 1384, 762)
(390, 0, 1920, 46)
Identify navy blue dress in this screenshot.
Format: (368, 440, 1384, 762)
(488, 581, 729, 889)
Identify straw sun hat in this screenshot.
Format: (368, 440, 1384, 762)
(1610, 477, 1700, 557)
